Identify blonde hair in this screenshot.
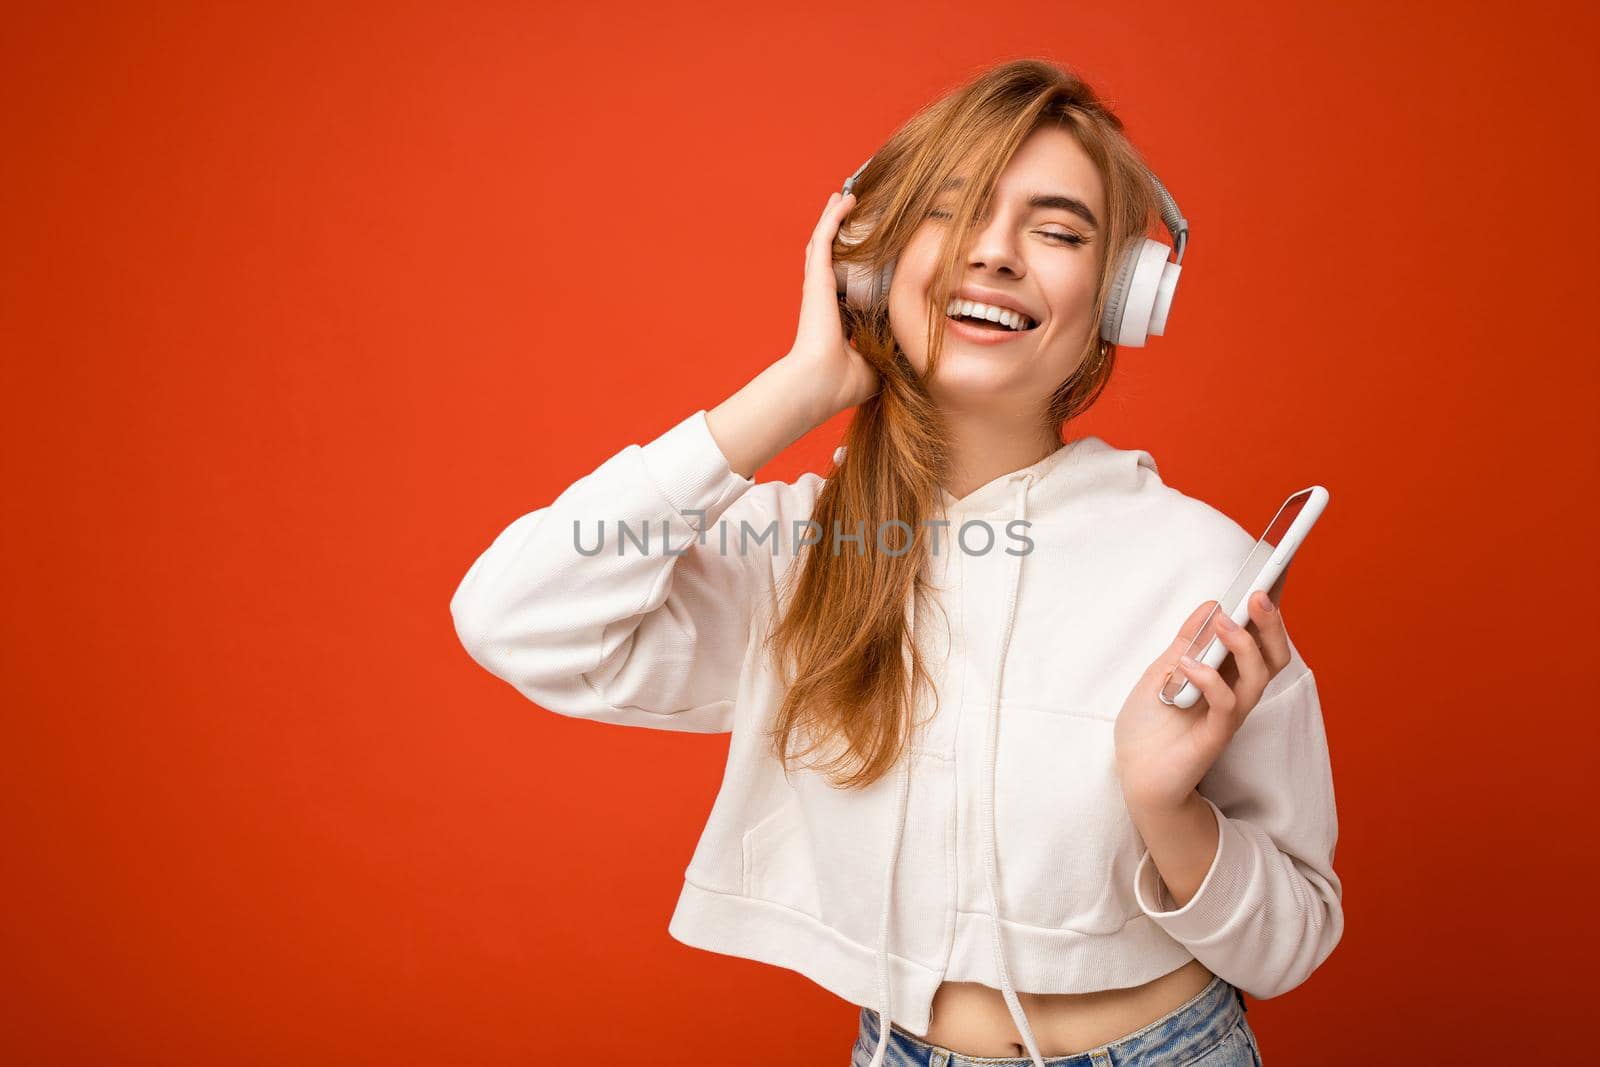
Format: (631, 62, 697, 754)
(765, 58, 1163, 789)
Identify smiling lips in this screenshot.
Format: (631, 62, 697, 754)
(934, 300, 1036, 347)
(945, 298, 1036, 331)
(944, 314, 1034, 344)
(935, 292, 1040, 346)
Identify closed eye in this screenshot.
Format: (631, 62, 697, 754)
(926, 209, 1088, 246)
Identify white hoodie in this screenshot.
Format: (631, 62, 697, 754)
(449, 408, 1343, 1066)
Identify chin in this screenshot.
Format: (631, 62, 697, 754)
(925, 360, 1030, 405)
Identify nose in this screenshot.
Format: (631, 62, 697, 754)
(965, 209, 1025, 278)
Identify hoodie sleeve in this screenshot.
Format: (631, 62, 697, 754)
(1130, 633, 1344, 998)
(449, 408, 802, 734)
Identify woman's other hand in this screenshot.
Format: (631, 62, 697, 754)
(1113, 585, 1292, 813)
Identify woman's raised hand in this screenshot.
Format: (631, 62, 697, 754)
(786, 191, 881, 422)
(705, 192, 884, 477)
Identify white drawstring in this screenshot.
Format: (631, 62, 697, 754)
(978, 474, 1047, 1067)
(866, 754, 911, 1067)
(868, 577, 918, 1067)
(871, 474, 1046, 1067)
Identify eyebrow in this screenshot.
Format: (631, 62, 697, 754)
(939, 177, 1100, 230)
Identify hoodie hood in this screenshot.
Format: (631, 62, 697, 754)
(833, 435, 1156, 519)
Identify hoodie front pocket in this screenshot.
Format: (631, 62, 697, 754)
(794, 752, 957, 968)
(967, 701, 1146, 934)
(741, 796, 822, 919)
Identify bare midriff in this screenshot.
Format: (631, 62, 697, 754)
(911, 958, 1215, 1058)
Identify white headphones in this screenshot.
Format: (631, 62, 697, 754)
(832, 155, 1189, 348)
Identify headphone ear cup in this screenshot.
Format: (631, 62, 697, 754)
(863, 258, 895, 308)
(1099, 237, 1181, 347)
(834, 217, 896, 310)
(1098, 243, 1139, 346)
(835, 259, 894, 310)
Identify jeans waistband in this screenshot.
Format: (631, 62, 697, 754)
(857, 974, 1246, 1066)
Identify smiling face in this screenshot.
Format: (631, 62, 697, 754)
(888, 125, 1107, 411)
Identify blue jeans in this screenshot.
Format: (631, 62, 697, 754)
(852, 974, 1262, 1066)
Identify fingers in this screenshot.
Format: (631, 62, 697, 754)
(804, 191, 856, 294)
(809, 192, 855, 252)
(1175, 647, 1234, 725)
(1246, 588, 1290, 675)
(1142, 600, 1217, 689)
(1172, 600, 1217, 653)
(1210, 608, 1268, 711)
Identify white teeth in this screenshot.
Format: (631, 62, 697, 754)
(944, 298, 1032, 330)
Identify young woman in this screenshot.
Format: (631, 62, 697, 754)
(451, 59, 1342, 1067)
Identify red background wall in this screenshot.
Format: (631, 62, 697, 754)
(3, 2, 1594, 1063)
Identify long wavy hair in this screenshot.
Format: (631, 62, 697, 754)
(763, 58, 1163, 789)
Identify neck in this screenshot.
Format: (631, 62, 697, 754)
(939, 408, 1061, 500)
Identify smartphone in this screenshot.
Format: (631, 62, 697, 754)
(1159, 486, 1329, 708)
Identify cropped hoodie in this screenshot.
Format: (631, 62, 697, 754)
(449, 408, 1343, 1067)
